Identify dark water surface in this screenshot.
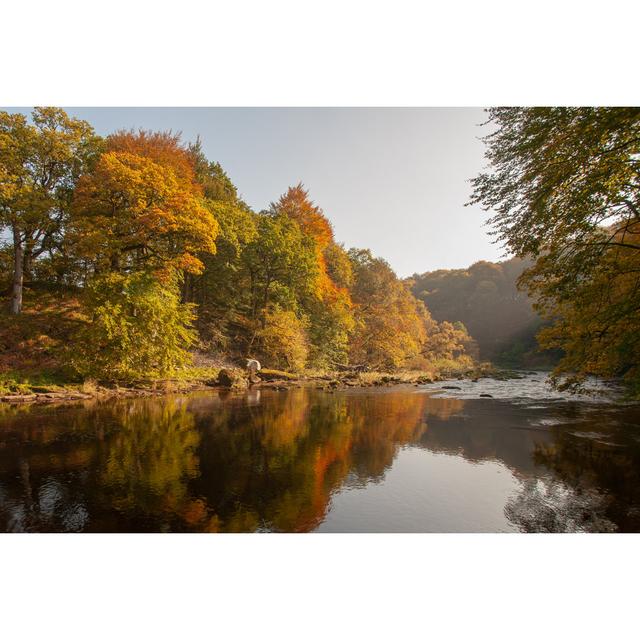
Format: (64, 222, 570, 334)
(1, 374, 639, 532)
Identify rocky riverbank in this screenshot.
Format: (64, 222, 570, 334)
(1, 363, 516, 406)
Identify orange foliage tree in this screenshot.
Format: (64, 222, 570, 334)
(71, 131, 218, 278)
(272, 184, 354, 366)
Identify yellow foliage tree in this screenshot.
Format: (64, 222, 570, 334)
(71, 131, 218, 277)
(255, 305, 309, 371)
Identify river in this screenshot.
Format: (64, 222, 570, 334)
(0, 372, 638, 532)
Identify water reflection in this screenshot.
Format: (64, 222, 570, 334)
(0, 385, 639, 532)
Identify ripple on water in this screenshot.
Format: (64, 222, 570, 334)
(427, 371, 631, 405)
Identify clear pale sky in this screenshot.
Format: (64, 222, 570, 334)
(6, 107, 506, 277)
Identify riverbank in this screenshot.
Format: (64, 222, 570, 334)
(0, 361, 505, 405)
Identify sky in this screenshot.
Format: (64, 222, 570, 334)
(5, 107, 506, 277)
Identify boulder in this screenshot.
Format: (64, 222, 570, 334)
(217, 369, 248, 389)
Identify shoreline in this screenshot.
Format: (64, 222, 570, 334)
(0, 363, 527, 406)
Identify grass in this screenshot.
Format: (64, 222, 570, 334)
(0, 370, 74, 395)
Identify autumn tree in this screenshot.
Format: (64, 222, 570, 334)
(72, 271, 196, 381)
(67, 131, 219, 380)
(470, 107, 640, 393)
(255, 304, 310, 371)
(272, 185, 355, 366)
(423, 321, 477, 364)
(0, 108, 99, 313)
(70, 130, 218, 278)
(348, 248, 432, 369)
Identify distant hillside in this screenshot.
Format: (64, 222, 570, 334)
(409, 257, 559, 367)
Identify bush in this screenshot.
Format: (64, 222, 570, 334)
(71, 271, 196, 381)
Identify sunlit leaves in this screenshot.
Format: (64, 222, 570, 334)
(71, 132, 218, 276)
(471, 107, 640, 393)
(72, 271, 196, 381)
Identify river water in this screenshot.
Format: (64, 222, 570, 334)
(1, 372, 639, 532)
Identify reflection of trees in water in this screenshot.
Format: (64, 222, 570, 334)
(0, 397, 205, 532)
(0, 466, 90, 532)
(348, 394, 428, 481)
(418, 399, 548, 476)
(0, 402, 100, 532)
(417, 398, 640, 532)
(98, 398, 202, 527)
(190, 389, 428, 532)
(528, 423, 640, 532)
(504, 478, 616, 532)
(2, 391, 639, 532)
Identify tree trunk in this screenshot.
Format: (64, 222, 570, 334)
(10, 230, 24, 315)
(181, 272, 193, 303)
(23, 248, 33, 282)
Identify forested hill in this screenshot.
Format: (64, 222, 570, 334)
(409, 257, 559, 367)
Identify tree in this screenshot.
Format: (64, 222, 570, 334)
(423, 321, 476, 364)
(255, 304, 309, 371)
(70, 131, 218, 278)
(72, 271, 196, 381)
(185, 141, 257, 351)
(272, 185, 355, 366)
(348, 248, 431, 369)
(470, 107, 640, 392)
(242, 211, 319, 326)
(0, 108, 99, 313)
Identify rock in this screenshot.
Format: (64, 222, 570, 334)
(442, 385, 462, 390)
(480, 393, 493, 398)
(217, 369, 248, 389)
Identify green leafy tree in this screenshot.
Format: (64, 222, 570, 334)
(72, 271, 196, 381)
(0, 108, 99, 313)
(242, 212, 319, 343)
(186, 141, 257, 352)
(271, 186, 355, 367)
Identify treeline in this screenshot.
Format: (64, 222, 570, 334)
(0, 108, 473, 381)
(409, 257, 560, 367)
